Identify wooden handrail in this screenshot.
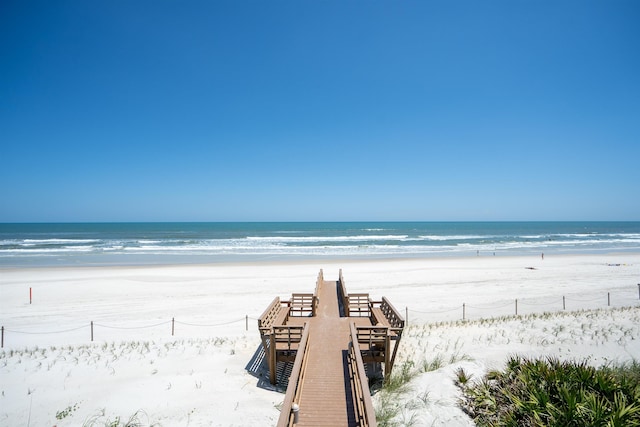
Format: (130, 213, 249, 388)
(316, 269, 324, 294)
(314, 269, 323, 315)
(381, 297, 405, 328)
(276, 322, 311, 427)
(290, 293, 315, 317)
(272, 326, 305, 346)
(370, 298, 405, 329)
(355, 326, 389, 347)
(258, 297, 281, 330)
(348, 293, 371, 317)
(339, 269, 348, 315)
(349, 322, 378, 427)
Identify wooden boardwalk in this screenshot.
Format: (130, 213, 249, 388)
(259, 270, 404, 427)
(291, 279, 366, 426)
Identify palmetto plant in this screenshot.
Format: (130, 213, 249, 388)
(460, 356, 640, 426)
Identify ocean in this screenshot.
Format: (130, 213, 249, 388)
(1, 222, 639, 267)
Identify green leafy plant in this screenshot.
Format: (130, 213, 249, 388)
(56, 403, 79, 420)
(460, 356, 640, 426)
(455, 367, 472, 388)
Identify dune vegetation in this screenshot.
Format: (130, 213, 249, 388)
(458, 356, 640, 426)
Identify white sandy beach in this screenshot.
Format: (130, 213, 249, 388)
(2, 253, 640, 426)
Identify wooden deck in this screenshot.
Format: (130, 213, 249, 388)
(289, 279, 369, 426)
(259, 270, 405, 427)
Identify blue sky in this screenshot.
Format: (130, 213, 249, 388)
(2, 1, 639, 222)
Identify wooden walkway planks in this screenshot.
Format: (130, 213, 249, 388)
(296, 279, 353, 426)
(292, 279, 373, 426)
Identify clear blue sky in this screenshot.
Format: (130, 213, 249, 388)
(2, 1, 639, 222)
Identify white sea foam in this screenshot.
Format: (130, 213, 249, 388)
(418, 235, 489, 241)
(245, 235, 409, 242)
(2, 224, 640, 267)
(22, 238, 100, 244)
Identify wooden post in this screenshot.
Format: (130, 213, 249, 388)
(269, 333, 277, 385)
(515, 299, 518, 316)
(608, 292, 610, 307)
(30, 287, 32, 304)
(638, 284, 640, 300)
(385, 332, 391, 378)
(246, 315, 248, 331)
(172, 318, 175, 336)
(563, 296, 566, 310)
(1, 326, 4, 348)
(462, 303, 466, 321)
(91, 321, 94, 342)
(405, 307, 408, 326)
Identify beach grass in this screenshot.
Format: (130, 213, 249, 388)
(372, 303, 640, 426)
(81, 409, 154, 427)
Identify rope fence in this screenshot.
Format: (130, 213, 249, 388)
(1, 315, 260, 349)
(3, 285, 640, 348)
(93, 320, 171, 330)
(407, 306, 460, 315)
(405, 285, 640, 325)
(2, 324, 89, 335)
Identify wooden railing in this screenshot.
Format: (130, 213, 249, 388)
(349, 323, 378, 427)
(314, 268, 324, 309)
(354, 325, 390, 349)
(258, 297, 289, 334)
(271, 325, 305, 349)
(290, 293, 316, 317)
(354, 324, 402, 378)
(339, 269, 349, 316)
(348, 293, 371, 317)
(276, 323, 311, 427)
(370, 297, 405, 329)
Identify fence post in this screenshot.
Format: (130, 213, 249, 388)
(563, 296, 566, 310)
(246, 315, 248, 331)
(1, 326, 3, 348)
(515, 299, 518, 316)
(30, 287, 32, 305)
(91, 321, 94, 342)
(462, 303, 466, 321)
(405, 307, 408, 326)
(608, 292, 610, 307)
(638, 284, 640, 300)
(172, 318, 175, 336)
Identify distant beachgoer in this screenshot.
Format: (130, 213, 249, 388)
(542, 252, 544, 260)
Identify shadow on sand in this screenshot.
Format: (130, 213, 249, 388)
(245, 343, 293, 393)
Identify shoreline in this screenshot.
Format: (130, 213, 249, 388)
(2, 249, 639, 271)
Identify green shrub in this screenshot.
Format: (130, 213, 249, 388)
(460, 356, 640, 426)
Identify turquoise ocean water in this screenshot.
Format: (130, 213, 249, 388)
(1, 222, 639, 267)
